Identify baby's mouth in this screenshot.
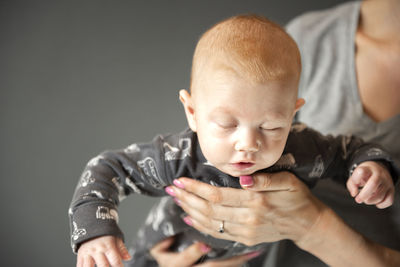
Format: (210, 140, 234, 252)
(232, 162, 255, 170)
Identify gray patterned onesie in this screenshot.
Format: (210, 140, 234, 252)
(69, 123, 399, 266)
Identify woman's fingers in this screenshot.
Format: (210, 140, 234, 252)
(246, 171, 302, 192)
(172, 186, 251, 222)
(150, 237, 211, 267)
(196, 251, 261, 267)
(172, 172, 301, 209)
(150, 236, 175, 253)
(150, 237, 261, 267)
(172, 172, 323, 245)
(173, 178, 253, 207)
(182, 215, 248, 244)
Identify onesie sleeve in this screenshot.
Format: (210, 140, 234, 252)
(285, 123, 399, 187)
(68, 134, 172, 254)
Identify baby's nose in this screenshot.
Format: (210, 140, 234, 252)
(234, 130, 260, 152)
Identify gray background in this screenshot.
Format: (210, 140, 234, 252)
(1, 1, 348, 266)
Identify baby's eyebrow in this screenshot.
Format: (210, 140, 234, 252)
(209, 107, 236, 117)
(209, 106, 291, 125)
(210, 107, 233, 114)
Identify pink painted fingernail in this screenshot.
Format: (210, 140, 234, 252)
(173, 197, 181, 206)
(173, 179, 185, 189)
(200, 243, 211, 253)
(246, 250, 261, 259)
(165, 186, 176, 197)
(240, 175, 254, 187)
(183, 216, 193, 226)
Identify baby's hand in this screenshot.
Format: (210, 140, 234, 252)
(347, 161, 395, 209)
(77, 235, 131, 267)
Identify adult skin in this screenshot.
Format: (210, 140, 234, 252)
(166, 173, 400, 267)
(151, 0, 400, 266)
(149, 236, 261, 267)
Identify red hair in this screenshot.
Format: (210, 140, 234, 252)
(190, 14, 301, 92)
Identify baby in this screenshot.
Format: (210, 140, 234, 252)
(69, 15, 398, 267)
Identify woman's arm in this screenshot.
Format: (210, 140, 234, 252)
(167, 172, 400, 267)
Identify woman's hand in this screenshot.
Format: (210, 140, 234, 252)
(165, 172, 326, 247)
(166, 172, 400, 267)
(150, 236, 261, 267)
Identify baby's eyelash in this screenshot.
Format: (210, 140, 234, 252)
(260, 127, 281, 131)
(218, 124, 237, 129)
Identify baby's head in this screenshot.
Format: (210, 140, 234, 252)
(180, 14, 304, 177)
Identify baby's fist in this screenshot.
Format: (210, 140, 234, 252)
(347, 161, 394, 209)
(77, 235, 131, 267)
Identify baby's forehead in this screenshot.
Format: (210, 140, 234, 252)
(195, 65, 298, 96)
(194, 71, 298, 108)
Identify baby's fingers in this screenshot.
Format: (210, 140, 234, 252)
(348, 166, 371, 198)
(116, 238, 131, 261)
(93, 253, 109, 267)
(77, 249, 96, 267)
(346, 178, 360, 197)
(355, 176, 382, 204)
(347, 166, 372, 197)
(375, 188, 395, 209)
(76, 254, 86, 267)
(105, 249, 124, 267)
(79, 256, 94, 267)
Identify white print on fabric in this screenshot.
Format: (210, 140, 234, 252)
(162, 222, 175, 237)
(145, 198, 167, 231)
(123, 163, 135, 176)
(87, 156, 104, 167)
(164, 138, 192, 161)
(96, 206, 119, 223)
(203, 161, 214, 167)
(274, 153, 296, 169)
(72, 221, 87, 241)
(79, 170, 95, 187)
(341, 135, 353, 159)
(138, 157, 164, 188)
(124, 143, 140, 153)
(210, 174, 230, 187)
(112, 177, 127, 201)
(349, 163, 358, 176)
(145, 197, 175, 236)
(125, 177, 144, 194)
(83, 190, 107, 201)
(136, 227, 146, 246)
(210, 181, 220, 187)
(309, 155, 324, 178)
(367, 148, 383, 157)
(291, 123, 307, 132)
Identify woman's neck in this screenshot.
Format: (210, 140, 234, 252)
(360, 0, 400, 43)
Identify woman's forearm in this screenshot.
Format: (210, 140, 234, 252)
(297, 207, 400, 267)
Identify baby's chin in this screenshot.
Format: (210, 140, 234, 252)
(209, 160, 272, 177)
(219, 165, 265, 178)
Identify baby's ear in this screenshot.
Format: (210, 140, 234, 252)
(179, 89, 197, 132)
(294, 98, 305, 113)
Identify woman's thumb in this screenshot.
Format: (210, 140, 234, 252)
(240, 172, 298, 191)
